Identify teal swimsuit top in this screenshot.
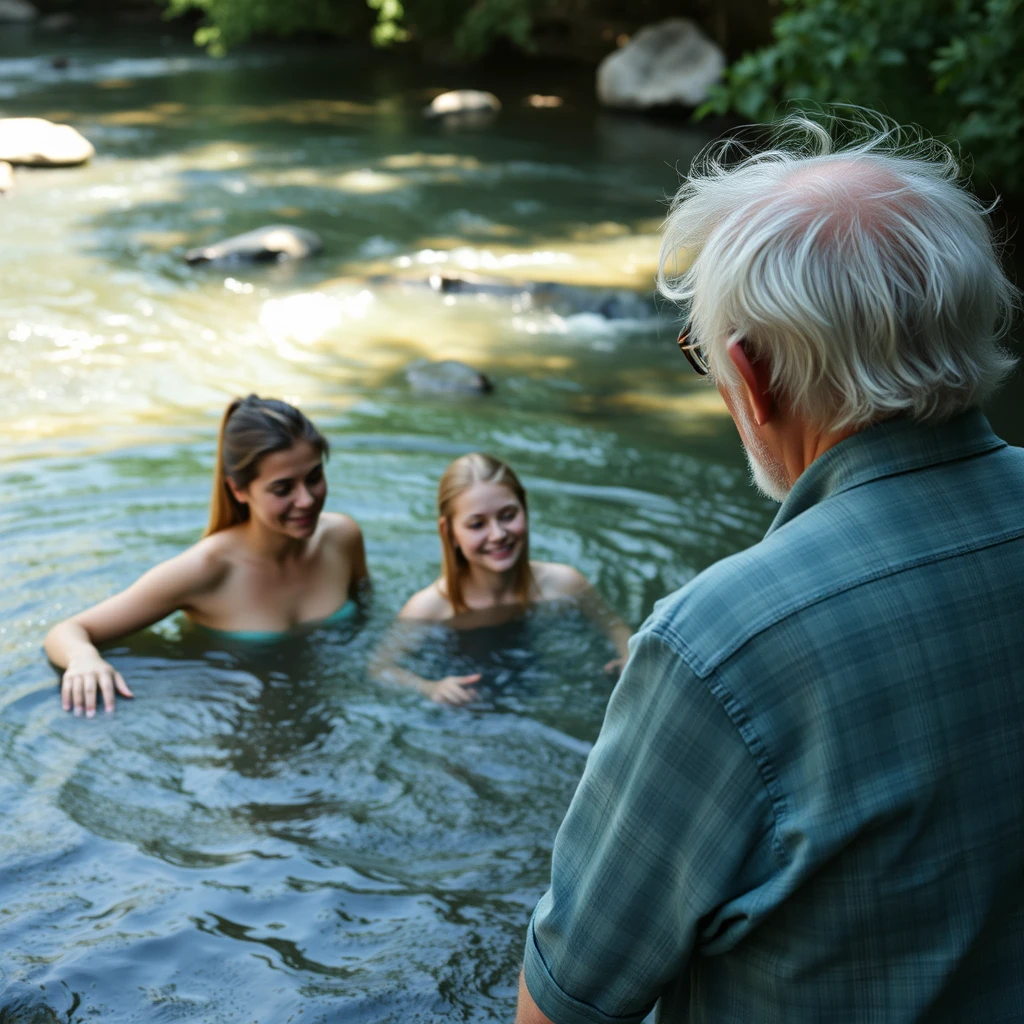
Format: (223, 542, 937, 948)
(191, 598, 358, 643)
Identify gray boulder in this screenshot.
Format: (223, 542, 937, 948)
(184, 225, 323, 265)
(597, 18, 725, 110)
(0, 0, 37, 22)
(424, 89, 501, 126)
(427, 270, 523, 299)
(0, 118, 94, 166)
(426, 271, 655, 321)
(40, 12, 75, 30)
(405, 359, 494, 395)
(0, 161, 12, 195)
(362, 270, 656, 321)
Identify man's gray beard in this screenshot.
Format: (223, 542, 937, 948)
(742, 442, 790, 502)
(732, 399, 791, 502)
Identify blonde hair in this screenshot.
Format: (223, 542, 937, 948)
(437, 453, 533, 615)
(205, 395, 329, 537)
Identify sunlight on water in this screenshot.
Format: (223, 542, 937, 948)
(0, 28, 782, 1023)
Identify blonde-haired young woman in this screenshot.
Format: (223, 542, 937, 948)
(373, 452, 631, 705)
(45, 395, 368, 716)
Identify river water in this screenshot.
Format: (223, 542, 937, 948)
(1, 25, 1020, 1024)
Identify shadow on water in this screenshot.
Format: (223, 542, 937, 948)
(0, 601, 620, 1022)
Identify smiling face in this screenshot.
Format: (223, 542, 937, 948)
(229, 439, 327, 539)
(445, 481, 528, 575)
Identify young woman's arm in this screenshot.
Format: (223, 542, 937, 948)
(321, 513, 371, 602)
(343, 517, 370, 591)
(538, 563, 633, 673)
(44, 545, 225, 716)
(583, 592, 632, 674)
(367, 587, 481, 706)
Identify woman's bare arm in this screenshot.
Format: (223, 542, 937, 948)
(326, 513, 370, 594)
(368, 588, 481, 706)
(536, 562, 632, 670)
(44, 545, 225, 715)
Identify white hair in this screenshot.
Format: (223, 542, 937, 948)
(658, 114, 1019, 430)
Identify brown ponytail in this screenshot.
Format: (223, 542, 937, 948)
(437, 453, 533, 614)
(204, 395, 329, 537)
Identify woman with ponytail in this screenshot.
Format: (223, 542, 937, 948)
(371, 453, 631, 705)
(45, 395, 368, 717)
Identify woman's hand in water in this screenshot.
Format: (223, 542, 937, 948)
(426, 674, 482, 706)
(61, 654, 134, 716)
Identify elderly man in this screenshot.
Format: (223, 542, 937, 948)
(516, 119, 1024, 1024)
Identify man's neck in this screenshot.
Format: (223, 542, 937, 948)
(771, 408, 862, 489)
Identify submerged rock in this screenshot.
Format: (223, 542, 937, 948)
(427, 270, 523, 299)
(184, 225, 323, 265)
(40, 11, 75, 30)
(597, 18, 725, 110)
(405, 359, 494, 395)
(0, 161, 12, 195)
(424, 90, 501, 126)
(0, 117, 94, 167)
(425, 270, 655, 321)
(0, 0, 38, 21)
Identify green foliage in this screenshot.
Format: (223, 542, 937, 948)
(160, 0, 554, 60)
(700, 0, 1024, 193)
(162, 0, 363, 56)
(932, 0, 1024, 190)
(367, 0, 409, 46)
(452, 0, 549, 57)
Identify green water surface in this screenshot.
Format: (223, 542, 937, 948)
(0, 23, 1020, 1023)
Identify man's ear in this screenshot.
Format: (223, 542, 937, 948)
(727, 339, 775, 427)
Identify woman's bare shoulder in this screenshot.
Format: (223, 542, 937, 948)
(398, 581, 453, 622)
(531, 561, 591, 599)
(320, 512, 363, 547)
(170, 532, 236, 590)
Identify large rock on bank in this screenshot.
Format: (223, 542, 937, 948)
(0, 0, 38, 22)
(0, 118, 94, 166)
(597, 18, 725, 110)
(185, 225, 323, 265)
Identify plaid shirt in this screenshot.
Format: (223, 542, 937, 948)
(525, 410, 1024, 1024)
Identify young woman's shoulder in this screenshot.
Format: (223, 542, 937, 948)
(398, 581, 452, 622)
(531, 561, 592, 600)
(175, 532, 235, 589)
(320, 512, 363, 550)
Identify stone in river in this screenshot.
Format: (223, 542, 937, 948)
(0, 118, 94, 166)
(0, 161, 12, 195)
(426, 271, 655, 321)
(0, 0, 38, 21)
(597, 18, 725, 110)
(40, 12, 75, 30)
(427, 270, 524, 299)
(424, 90, 502, 124)
(405, 359, 494, 395)
(184, 225, 323, 265)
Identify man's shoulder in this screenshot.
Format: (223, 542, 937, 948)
(644, 535, 805, 680)
(648, 447, 1024, 679)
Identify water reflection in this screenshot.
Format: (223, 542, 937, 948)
(3, 607, 604, 1021)
(0, 28, 779, 1023)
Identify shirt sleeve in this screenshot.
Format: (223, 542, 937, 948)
(523, 629, 777, 1024)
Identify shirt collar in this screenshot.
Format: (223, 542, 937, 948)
(765, 409, 1007, 538)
